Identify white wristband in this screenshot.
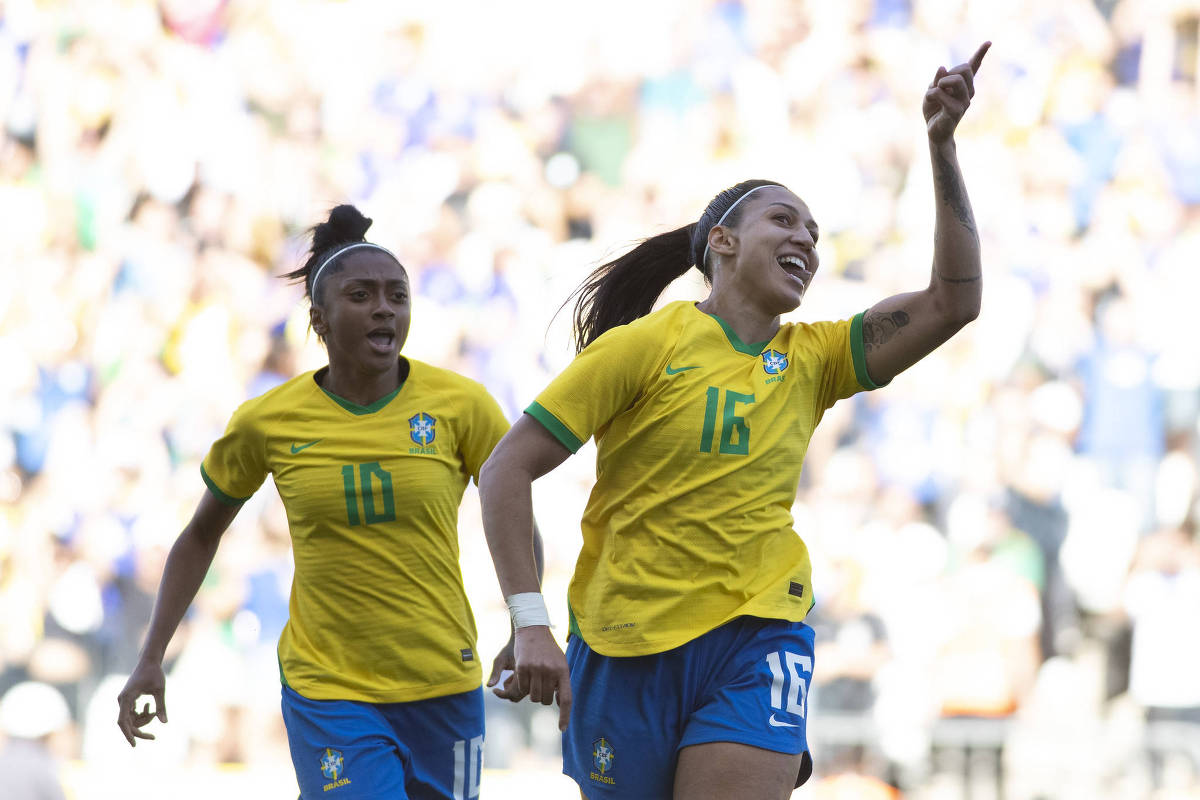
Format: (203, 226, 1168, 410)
(505, 592, 551, 629)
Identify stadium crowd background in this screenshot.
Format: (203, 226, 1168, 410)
(2, 0, 1199, 797)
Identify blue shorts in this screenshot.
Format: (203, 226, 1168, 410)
(563, 616, 815, 799)
(281, 685, 484, 800)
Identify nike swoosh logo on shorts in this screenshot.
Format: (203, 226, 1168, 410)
(290, 439, 322, 454)
(768, 714, 800, 728)
(665, 364, 700, 375)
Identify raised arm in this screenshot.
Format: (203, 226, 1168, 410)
(116, 490, 241, 746)
(862, 41, 990, 386)
(479, 414, 573, 729)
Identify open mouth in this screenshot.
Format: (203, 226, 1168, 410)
(777, 255, 813, 286)
(366, 329, 395, 351)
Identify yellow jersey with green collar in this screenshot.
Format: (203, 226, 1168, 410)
(201, 358, 509, 702)
(527, 301, 883, 657)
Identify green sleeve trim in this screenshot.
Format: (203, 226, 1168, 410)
(849, 311, 888, 390)
(200, 463, 251, 506)
(525, 402, 584, 453)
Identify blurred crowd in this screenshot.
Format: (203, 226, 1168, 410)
(2, 0, 1200, 797)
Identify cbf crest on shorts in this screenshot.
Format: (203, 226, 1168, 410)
(409, 412, 436, 446)
(761, 349, 789, 374)
(320, 747, 351, 791)
(590, 737, 616, 786)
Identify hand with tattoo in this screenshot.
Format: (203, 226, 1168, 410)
(923, 42, 990, 144)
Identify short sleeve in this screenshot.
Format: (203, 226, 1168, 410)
(526, 321, 665, 452)
(200, 402, 268, 505)
(458, 384, 511, 483)
(810, 311, 888, 413)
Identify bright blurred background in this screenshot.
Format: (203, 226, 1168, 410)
(2, 0, 1200, 797)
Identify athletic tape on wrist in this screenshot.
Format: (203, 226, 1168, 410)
(505, 592, 551, 629)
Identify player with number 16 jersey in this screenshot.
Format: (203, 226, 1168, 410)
(528, 300, 881, 656)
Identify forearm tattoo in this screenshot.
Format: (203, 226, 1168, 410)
(934, 149, 976, 236)
(862, 310, 910, 352)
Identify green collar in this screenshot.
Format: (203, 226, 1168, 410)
(702, 310, 773, 356)
(314, 362, 407, 415)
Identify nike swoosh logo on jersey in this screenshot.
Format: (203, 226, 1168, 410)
(665, 364, 700, 375)
(768, 714, 800, 728)
(290, 439, 322, 454)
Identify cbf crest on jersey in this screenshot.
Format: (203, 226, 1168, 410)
(409, 412, 436, 446)
(762, 349, 789, 374)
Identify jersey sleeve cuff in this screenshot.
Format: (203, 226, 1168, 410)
(200, 463, 251, 506)
(525, 402, 584, 453)
(850, 311, 891, 391)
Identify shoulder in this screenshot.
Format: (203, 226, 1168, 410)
(231, 371, 320, 426)
(407, 359, 500, 407)
(586, 301, 693, 354)
(408, 359, 484, 393)
(778, 315, 855, 349)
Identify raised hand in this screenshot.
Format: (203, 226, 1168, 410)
(924, 41, 990, 143)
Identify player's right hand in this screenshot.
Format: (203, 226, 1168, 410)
(116, 659, 168, 747)
(514, 625, 572, 731)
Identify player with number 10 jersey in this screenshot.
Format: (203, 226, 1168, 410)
(203, 356, 507, 702)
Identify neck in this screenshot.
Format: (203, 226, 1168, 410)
(695, 290, 780, 346)
(322, 359, 402, 406)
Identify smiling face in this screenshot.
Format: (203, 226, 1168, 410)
(706, 185, 820, 317)
(310, 249, 411, 375)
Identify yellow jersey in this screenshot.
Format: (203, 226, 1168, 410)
(527, 301, 882, 657)
(201, 359, 509, 702)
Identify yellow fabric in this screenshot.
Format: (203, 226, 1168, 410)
(201, 359, 509, 702)
(529, 301, 877, 657)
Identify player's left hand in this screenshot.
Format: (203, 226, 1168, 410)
(487, 634, 526, 701)
(924, 41, 990, 144)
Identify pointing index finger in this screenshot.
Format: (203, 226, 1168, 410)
(969, 41, 991, 74)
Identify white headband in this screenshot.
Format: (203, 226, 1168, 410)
(700, 184, 781, 267)
(310, 242, 400, 299)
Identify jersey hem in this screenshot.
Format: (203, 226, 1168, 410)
(525, 402, 584, 453)
(200, 463, 251, 506)
(576, 609, 812, 658)
(850, 311, 890, 390)
(279, 671, 483, 704)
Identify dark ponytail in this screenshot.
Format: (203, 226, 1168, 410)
(568, 224, 696, 353)
(567, 178, 784, 353)
(283, 204, 376, 304)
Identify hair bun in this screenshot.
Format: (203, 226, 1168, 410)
(311, 204, 373, 254)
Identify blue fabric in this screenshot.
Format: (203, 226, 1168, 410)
(562, 616, 814, 799)
(281, 685, 484, 800)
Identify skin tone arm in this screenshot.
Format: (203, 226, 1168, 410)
(479, 415, 573, 730)
(116, 490, 241, 746)
(861, 41, 991, 386)
(486, 522, 546, 699)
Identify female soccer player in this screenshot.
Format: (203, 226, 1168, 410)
(479, 43, 990, 799)
(116, 204, 538, 799)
